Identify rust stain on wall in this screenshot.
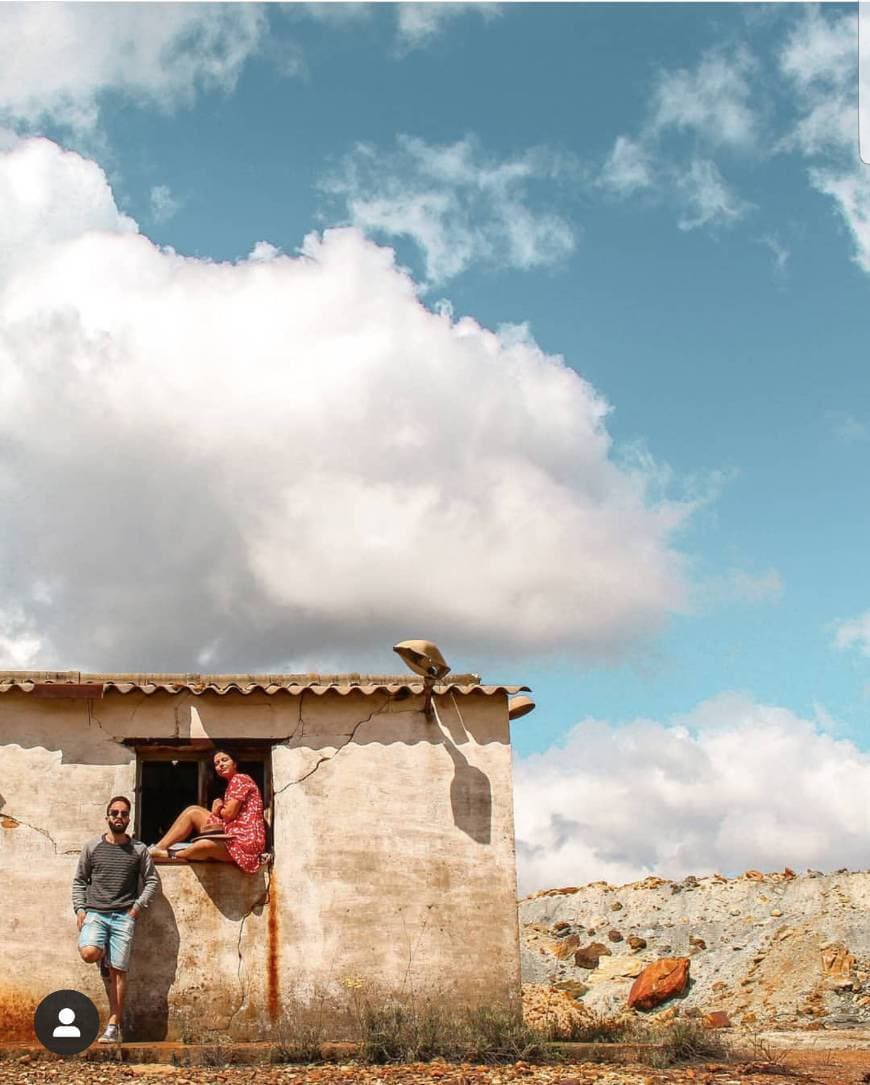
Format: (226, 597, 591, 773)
(1, 817, 19, 829)
(267, 881, 280, 1021)
(0, 990, 38, 1040)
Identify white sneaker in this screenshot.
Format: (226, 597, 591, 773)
(98, 1022, 122, 1044)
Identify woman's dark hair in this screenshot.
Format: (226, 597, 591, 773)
(208, 749, 239, 803)
(211, 748, 239, 769)
(106, 795, 131, 816)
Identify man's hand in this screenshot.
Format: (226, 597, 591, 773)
(76, 910, 87, 931)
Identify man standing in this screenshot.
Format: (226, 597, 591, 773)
(73, 795, 160, 1044)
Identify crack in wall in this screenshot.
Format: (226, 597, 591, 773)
(225, 867, 273, 1036)
(0, 813, 60, 853)
(87, 699, 129, 750)
(272, 696, 391, 797)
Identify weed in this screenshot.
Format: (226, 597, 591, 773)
(271, 988, 333, 1063)
(348, 988, 547, 1064)
(199, 1042, 231, 1068)
(545, 1009, 643, 1044)
(459, 1003, 548, 1063)
(645, 1018, 731, 1067)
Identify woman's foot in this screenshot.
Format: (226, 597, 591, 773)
(148, 846, 169, 859)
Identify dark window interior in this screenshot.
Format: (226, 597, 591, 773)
(139, 760, 199, 844)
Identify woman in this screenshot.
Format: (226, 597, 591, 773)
(149, 750, 266, 874)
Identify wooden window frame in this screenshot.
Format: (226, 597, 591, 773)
(130, 740, 273, 846)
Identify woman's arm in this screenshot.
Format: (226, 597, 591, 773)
(220, 773, 254, 823)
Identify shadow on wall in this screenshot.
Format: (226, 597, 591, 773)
(0, 695, 133, 765)
(125, 891, 180, 1041)
(188, 862, 269, 921)
(437, 699, 492, 845)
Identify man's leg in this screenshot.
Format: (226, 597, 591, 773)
(79, 912, 108, 966)
(99, 912, 135, 1041)
(108, 968, 127, 1027)
(102, 967, 118, 1022)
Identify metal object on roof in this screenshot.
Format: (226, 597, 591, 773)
(0, 671, 529, 697)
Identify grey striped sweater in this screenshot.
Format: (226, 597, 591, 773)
(72, 835, 160, 914)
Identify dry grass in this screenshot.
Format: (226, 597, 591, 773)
(348, 991, 548, 1064)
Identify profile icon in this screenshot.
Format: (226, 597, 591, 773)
(34, 990, 99, 1055)
(52, 1007, 82, 1038)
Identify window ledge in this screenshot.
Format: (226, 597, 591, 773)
(152, 853, 273, 868)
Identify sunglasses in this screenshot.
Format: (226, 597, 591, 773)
(108, 810, 130, 818)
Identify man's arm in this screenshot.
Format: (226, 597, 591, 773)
(132, 844, 160, 915)
(72, 841, 93, 919)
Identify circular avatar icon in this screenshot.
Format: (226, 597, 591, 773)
(33, 989, 100, 1055)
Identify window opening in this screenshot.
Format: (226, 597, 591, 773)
(139, 758, 199, 844)
(133, 744, 273, 851)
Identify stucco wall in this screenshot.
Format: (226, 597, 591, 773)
(0, 687, 521, 1041)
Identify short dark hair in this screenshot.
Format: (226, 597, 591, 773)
(106, 795, 132, 816)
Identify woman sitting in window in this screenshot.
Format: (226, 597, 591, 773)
(148, 750, 266, 874)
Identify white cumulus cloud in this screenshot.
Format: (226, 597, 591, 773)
(0, 3, 266, 134)
(0, 136, 689, 673)
(320, 135, 577, 285)
(514, 693, 870, 895)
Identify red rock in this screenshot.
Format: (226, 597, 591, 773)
(703, 1011, 731, 1029)
(627, 957, 690, 1011)
(573, 942, 612, 969)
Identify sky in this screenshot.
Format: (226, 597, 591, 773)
(0, 2, 868, 894)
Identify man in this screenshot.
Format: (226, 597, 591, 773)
(73, 795, 160, 1044)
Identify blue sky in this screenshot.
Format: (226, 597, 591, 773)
(1, 3, 869, 889)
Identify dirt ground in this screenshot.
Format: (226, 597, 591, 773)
(1, 1052, 868, 1085)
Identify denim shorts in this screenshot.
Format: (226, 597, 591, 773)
(78, 910, 136, 972)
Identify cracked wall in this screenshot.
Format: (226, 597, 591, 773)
(0, 687, 521, 1041)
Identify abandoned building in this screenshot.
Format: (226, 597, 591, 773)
(0, 650, 532, 1042)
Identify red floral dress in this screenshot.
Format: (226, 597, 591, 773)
(217, 772, 266, 874)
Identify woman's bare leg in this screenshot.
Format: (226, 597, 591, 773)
(153, 805, 213, 849)
(176, 838, 234, 863)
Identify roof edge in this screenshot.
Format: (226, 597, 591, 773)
(0, 670, 529, 697)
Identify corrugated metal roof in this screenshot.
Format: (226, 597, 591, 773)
(0, 671, 529, 697)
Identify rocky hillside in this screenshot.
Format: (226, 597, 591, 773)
(519, 869, 870, 1030)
